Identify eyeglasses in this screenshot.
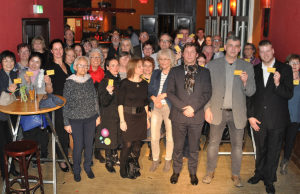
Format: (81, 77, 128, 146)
(77, 64, 89, 69)
(160, 39, 171, 43)
(213, 39, 221, 42)
(158, 58, 170, 61)
(90, 56, 101, 59)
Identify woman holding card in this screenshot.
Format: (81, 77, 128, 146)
(95, 58, 121, 173)
(19, 52, 53, 159)
(0, 50, 20, 179)
(46, 39, 72, 172)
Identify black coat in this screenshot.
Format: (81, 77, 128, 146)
(247, 60, 293, 129)
(167, 64, 212, 124)
(95, 71, 121, 149)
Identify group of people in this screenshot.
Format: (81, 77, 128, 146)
(0, 26, 299, 194)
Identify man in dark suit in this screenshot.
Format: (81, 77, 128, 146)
(133, 31, 149, 58)
(247, 40, 293, 194)
(167, 43, 212, 185)
(196, 28, 206, 53)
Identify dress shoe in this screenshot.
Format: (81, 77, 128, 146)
(231, 175, 243, 187)
(265, 184, 275, 194)
(190, 174, 198, 185)
(59, 162, 69, 172)
(85, 170, 95, 179)
(170, 173, 180, 184)
(74, 174, 81, 182)
(247, 175, 263, 184)
(202, 172, 214, 184)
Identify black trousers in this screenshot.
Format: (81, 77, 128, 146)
(55, 109, 69, 160)
(283, 122, 300, 160)
(23, 127, 49, 158)
(70, 115, 96, 175)
(253, 126, 285, 185)
(172, 122, 203, 175)
(0, 120, 11, 178)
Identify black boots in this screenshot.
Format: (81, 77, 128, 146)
(120, 153, 141, 179)
(112, 149, 120, 166)
(105, 149, 116, 173)
(95, 148, 105, 163)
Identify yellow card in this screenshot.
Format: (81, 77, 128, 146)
(294, 80, 299, 85)
(234, 70, 243, 75)
(174, 45, 181, 53)
(219, 47, 225, 52)
(244, 58, 251, 62)
(200, 64, 205, 67)
(189, 34, 195, 38)
(26, 71, 33, 76)
(177, 34, 183, 39)
(14, 78, 22, 84)
(267, 67, 276, 73)
(108, 79, 114, 86)
(46, 70, 55, 75)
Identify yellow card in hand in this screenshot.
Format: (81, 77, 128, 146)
(14, 78, 22, 84)
(177, 34, 183, 39)
(200, 64, 205, 67)
(234, 70, 243, 75)
(189, 34, 195, 38)
(244, 58, 251, 62)
(294, 80, 299, 85)
(174, 45, 181, 53)
(46, 70, 55, 75)
(26, 71, 33, 76)
(108, 79, 114, 86)
(267, 67, 276, 73)
(219, 47, 225, 52)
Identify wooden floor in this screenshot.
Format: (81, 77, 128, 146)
(2, 135, 300, 194)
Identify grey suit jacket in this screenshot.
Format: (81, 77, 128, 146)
(204, 57, 256, 129)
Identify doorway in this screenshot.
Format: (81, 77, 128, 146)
(22, 18, 50, 45)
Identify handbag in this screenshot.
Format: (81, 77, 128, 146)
(0, 91, 16, 106)
(20, 114, 48, 131)
(39, 94, 64, 109)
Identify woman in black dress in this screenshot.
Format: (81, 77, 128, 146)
(46, 39, 72, 172)
(118, 58, 150, 179)
(95, 58, 121, 173)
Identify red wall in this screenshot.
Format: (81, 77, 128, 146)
(0, 0, 64, 56)
(265, 0, 300, 62)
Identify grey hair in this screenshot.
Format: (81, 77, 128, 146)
(119, 38, 134, 55)
(74, 56, 90, 67)
(157, 48, 176, 68)
(89, 48, 104, 62)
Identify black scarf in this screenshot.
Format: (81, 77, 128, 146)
(184, 64, 198, 95)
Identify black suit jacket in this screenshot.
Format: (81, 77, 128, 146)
(196, 38, 206, 53)
(133, 44, 143, 58)
(167, 64, 212, 124)
(247, 60, 293, 129)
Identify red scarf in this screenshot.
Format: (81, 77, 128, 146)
(88, 66, 104, 83)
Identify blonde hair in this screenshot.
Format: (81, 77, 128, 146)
(120, 38, 133, 55)
(157, 49, 176, 68)
(31, 36, 47, 52)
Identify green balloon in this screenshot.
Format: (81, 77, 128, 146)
(104, 138, 111, 145)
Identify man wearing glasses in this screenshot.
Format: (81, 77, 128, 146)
(212, 35, 225, 60)
(151, 33, 173, 69)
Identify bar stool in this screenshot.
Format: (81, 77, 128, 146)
(4, 140, 44, 194)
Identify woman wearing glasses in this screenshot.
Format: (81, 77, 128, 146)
(63, 56, 101, 182)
